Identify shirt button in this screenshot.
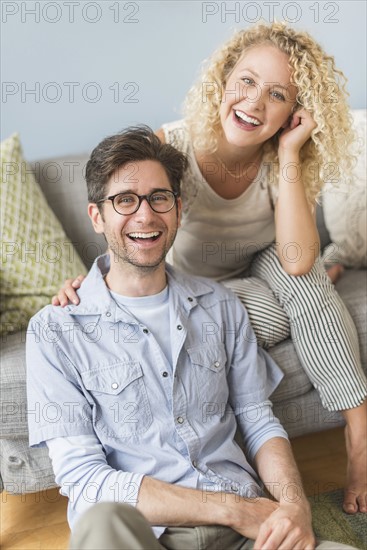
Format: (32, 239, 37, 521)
(176, 416, 184, 424)
(192, 460, 197, 468)
(188, 297, 193, 302)
(162, 371, 168, 378)
(177, 325, 183, 330)
(106, 311, 111, 317)
(111, 382, 119, 390)
(143, 328, 149, 334)
(231, 485, 239, 492)
(214, 361, 220, 368)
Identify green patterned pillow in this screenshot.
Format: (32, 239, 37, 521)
(0, 133, 86, 335)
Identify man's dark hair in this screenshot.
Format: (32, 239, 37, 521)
(85, 125, 188, 205)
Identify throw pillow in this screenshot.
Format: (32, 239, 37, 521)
(322, 110, 367, 268)
(0, 133, 86, 336)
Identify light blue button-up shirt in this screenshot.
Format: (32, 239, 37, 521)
(27, 255, 287, 533)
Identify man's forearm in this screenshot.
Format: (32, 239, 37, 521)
(254, 436, 309, 507)
(252, 437, 316, 549)
(137, 476, 278, 540)
(137, 476, 223, 526)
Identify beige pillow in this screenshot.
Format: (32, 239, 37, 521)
(322, 110, 367, 268)
(0, 133, 86, 335)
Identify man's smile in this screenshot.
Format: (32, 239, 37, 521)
(127, 231, 162, 243)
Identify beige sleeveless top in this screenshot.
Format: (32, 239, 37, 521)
(163, 120, 276, 281)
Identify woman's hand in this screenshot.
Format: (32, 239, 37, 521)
(278, 108, 317, 156)
(51, 275, 85, 307)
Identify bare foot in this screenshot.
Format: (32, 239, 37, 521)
(326, 264, 344, 284)
(343, 423, 367, 514)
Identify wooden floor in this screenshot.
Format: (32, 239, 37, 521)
(1, 427, 347, 550)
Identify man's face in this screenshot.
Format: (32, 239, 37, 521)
(89, 159, 181, 272)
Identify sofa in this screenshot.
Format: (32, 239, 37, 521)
(1, 141, 366, 496)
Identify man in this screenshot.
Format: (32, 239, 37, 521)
(27, 126, 355, 550)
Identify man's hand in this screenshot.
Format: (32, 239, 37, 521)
(254, 502, 316, 550)
(225, 496, 279, 541)
(51, 275, 84, 306)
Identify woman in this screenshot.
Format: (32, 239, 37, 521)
(55, 22, 366, 513)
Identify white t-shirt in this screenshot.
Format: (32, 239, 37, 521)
(110, 286, 172, 364)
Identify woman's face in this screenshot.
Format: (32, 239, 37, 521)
(219, 44, 298, 148)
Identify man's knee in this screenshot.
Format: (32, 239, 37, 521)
(70, 503, 152, 550)
(76, 502, 137, 529)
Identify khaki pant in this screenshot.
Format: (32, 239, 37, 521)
(69, 502, 359, 550)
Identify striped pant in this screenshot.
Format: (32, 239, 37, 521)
(223, 244, 366, 411)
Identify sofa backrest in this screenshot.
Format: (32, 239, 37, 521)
(33, 154, 106, 269)
(316, 201, 331, 251)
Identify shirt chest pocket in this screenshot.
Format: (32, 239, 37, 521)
(81, 362, 153, 439)
(187, 344, 229, 404)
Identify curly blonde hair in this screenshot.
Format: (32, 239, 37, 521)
(183, 21, 356, 203)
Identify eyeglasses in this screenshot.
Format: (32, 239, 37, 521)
(97, 189, 178, 216)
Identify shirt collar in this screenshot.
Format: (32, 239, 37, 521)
(64, 254, 115, 318)
(64, 254, 214, 319)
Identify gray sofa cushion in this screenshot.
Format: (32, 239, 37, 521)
(0, 438, 56, 494)
(269, 339, 313, 402)
(316, 202, 331, 251)
(0, 331, 27, 437)
(273, 389, 344, 438)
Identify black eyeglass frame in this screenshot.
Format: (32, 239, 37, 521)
(96, 189, 179, 215)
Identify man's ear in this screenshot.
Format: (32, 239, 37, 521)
(88, 203, 105, 234)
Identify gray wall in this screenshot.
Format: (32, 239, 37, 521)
(2, 0, 366, 161)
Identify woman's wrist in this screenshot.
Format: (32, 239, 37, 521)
(278, 148, 300, 165)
